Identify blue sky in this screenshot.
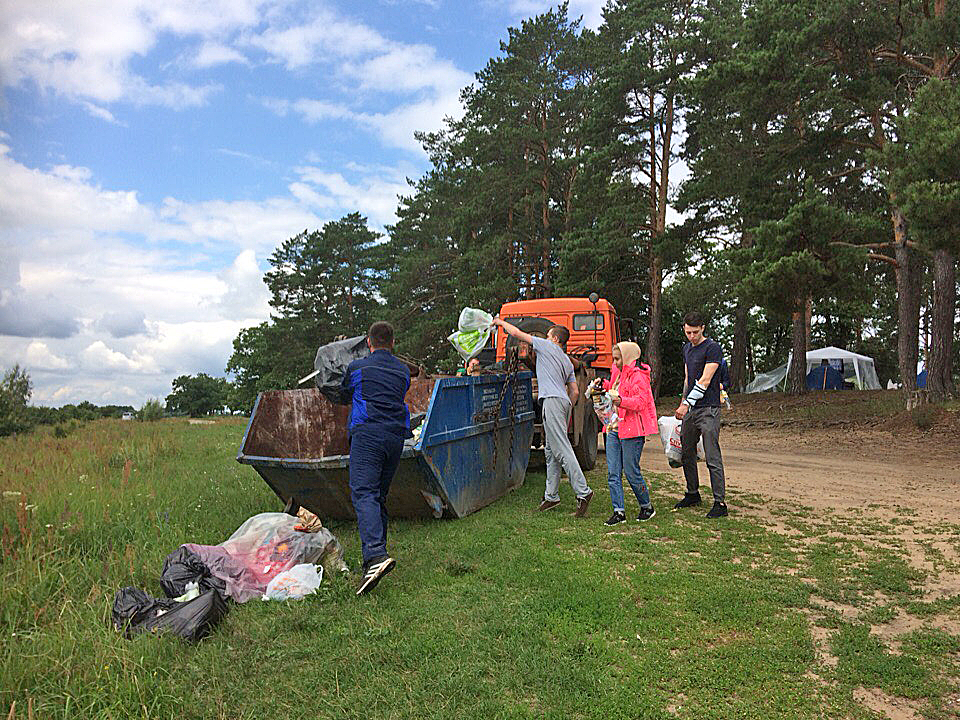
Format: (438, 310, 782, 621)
(0, 0, 606, 407)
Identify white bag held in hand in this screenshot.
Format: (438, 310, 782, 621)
(262, 563, 323, 601)
(448, 307, 494, 362)
(657, 416, 705, 467)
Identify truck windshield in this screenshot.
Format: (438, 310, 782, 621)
(573, 313, 603, 331)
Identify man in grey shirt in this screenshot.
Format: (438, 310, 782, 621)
(492, 318, 594, 516)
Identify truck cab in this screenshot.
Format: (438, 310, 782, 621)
(493, 297, 625, 375)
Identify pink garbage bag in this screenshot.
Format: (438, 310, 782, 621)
(185, 512, 346, 603)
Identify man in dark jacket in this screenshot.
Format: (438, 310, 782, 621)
(337, 321, 412, 595)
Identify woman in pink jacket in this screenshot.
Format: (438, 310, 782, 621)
(599, 341, 659, 525)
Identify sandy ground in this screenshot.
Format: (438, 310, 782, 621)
(641, 425, 960, 525)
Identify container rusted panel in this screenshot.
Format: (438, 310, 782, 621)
(241, 388, 351, 458)
(240, 377, 436, 461)
(237, 373, 535, 520)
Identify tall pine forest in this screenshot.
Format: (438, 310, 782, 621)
(227, 0, 960, 409)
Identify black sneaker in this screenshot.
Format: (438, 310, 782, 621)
(356, 556, 396, 596)
(672, 493, 702, 510)
(604, 512, 626, 526)
(637, 506, 656, 522)
(706, 501, 728, 518)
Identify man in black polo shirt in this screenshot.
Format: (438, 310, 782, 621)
(672, 312, 728, 518)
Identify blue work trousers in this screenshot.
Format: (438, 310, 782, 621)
(349, 428, 404, 565)
(606, 431, 651, 513)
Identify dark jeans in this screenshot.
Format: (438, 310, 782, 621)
(681, 406, 725, 502)
(349, 428, 404, 565)
(606, 431, 651, 513)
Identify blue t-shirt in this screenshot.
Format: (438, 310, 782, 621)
(683, 338, 724, 408)
(339, 349, 412, 438)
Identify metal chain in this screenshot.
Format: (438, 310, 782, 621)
(490, 348, 520, 483)
(505, 348, 518, 482)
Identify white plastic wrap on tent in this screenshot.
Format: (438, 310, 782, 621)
(746, 347, 882, 393)
(744, 363, 788, 393)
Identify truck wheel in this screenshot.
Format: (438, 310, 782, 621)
(504, 317, 555, 348)
(573, 407, 598, 471)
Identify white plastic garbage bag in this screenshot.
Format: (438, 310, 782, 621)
(657, 416, 705, 467)
(262, 563, 323, 601)
(448, 307, 494, 362)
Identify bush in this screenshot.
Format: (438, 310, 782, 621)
(0, 364, 33, 437)
(53, 420, 81, 438)
(138, 398, 164, 422)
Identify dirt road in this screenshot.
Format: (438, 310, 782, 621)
(641, 425, 960, 525)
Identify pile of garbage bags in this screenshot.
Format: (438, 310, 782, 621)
(112, 510, 347, 642)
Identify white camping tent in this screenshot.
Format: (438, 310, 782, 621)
(745, 346, 882, 393)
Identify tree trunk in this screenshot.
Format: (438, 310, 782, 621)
(787, 302, 808, 395)
(540, 114, 552, 298)
(927, 247, 956, 399)
(646, 253, 663, 398)
(893, 208, 921, 390)
(730, 303, 749, 393)
(730, 229, 754, 393)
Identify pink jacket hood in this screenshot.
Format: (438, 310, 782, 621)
(604, 362, 658, 438)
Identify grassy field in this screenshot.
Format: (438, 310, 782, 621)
(1, 418, 958, 719)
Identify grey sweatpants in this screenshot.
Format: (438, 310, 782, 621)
(681, 406, 725, 502)
(542, 396, 591, 502)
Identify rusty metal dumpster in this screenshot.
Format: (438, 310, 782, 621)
(237, 372, 535, 519)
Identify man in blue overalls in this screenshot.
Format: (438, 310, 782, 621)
(337, 321, 412, 595)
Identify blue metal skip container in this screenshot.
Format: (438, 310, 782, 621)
(237, 373, 535, 519)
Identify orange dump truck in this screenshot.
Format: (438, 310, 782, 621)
(482, 296, 634, 471)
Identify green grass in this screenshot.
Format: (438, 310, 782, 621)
(707, 389, 908, 427)
(1, 419, 958, 719)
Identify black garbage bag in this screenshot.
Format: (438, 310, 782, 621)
(112, 587, 228, 642)
(314, 335, 369, 403)
(160, 545, 227, 599)
(112, 587, 178, 635)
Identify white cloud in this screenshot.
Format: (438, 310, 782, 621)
(357, 93, 465, 155)
(347, 44, 470, 95)
(161, 196, 325, 253)
(278, 87, 466, 156)
(294, 164, 409, 228)
(194, 42, 249, 69)
(0, 1, 478, 404)
(505, 0, 606, 29)
(287, 98, 356, 122)
(81, 341, 155, 374)
(0, 0, 226, 109)
(80, 101, 120, 124)
(210, 249, 272, 321)
(4, 0, 471, 164)
(25, 341, 70, 370)
(246, 7, 390, 68)
(0, 138, 416, 405)
(252, 7, 470, 156)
